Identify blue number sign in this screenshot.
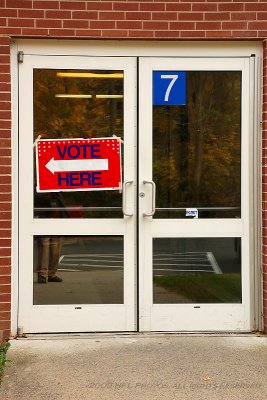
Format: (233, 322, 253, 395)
(153, 71, 186, 105)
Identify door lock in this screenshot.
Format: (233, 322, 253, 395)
(139, 192, 145, 198)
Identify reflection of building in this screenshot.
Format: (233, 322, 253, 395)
(0, 2, 267, 339)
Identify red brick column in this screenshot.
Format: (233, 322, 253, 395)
(0, 36, 11, 340)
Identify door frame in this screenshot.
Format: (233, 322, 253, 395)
(11, 40, 262, 335)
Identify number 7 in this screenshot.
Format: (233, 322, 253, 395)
(161, 74, 178, 102)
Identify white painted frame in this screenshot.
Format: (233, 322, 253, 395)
(18, 55, 137, 333)
(139, 57, 253, 332)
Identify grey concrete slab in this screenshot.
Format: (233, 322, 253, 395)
(1, 334, 267, 400)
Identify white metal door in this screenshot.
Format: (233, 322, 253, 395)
(18, 55, 137, 333)
(138, 57, 252, 332)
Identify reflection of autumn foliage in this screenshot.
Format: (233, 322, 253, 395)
(153, 71, 241, 217)
(153, 152, 179, 199)
(34, 69, 123, 139)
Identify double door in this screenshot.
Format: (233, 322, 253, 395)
(18, 54, 252, 333)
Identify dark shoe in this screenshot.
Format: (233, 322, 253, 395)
(48, 276, 63, 282)
(38, 275, 47, 284)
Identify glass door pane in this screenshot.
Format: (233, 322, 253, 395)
(33, 235, 124, 305)
(153, 237, 241, 304)
(153, 71, 241, 219)
(33, 69, 124, 218)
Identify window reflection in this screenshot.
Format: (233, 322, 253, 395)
(33, 236, 124, 305)
(153, 71, 241, 218)
(33, 69, 124, 218)
(153, 238, 241, 304)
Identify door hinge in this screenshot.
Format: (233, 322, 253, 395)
(17, 51, 24, 63)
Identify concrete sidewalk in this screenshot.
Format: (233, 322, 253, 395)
(1, 334, 267, 400)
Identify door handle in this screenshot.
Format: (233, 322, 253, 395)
(122, 180, 133, 217)
(143, 180, 156, 217)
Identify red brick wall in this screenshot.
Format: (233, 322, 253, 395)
(263, 39, 267, 334)
(0, 0, 267, 338)
(0, 1, 267, 39)
(0, 33, 11, 341)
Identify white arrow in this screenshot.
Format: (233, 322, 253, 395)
(45, 157, 109, 174)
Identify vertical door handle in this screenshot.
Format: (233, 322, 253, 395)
(143, 180, 156, 217)
(122, 180, 133, 217)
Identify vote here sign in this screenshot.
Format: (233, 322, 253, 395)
(36, 137, 122, 192)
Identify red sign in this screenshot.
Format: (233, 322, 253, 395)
(36, 138, 122, 192)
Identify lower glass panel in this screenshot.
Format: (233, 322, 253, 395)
(33, 235, 123, 305)
(153, 238, 241, 304)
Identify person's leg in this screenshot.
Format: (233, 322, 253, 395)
(37, 236, 50, 283)
(48, 236, 63, 282)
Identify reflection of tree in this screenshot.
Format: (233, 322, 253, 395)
(33, 69, 124, 217)
(153, 71, 241, 217)
(34, 69, 123, 139)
